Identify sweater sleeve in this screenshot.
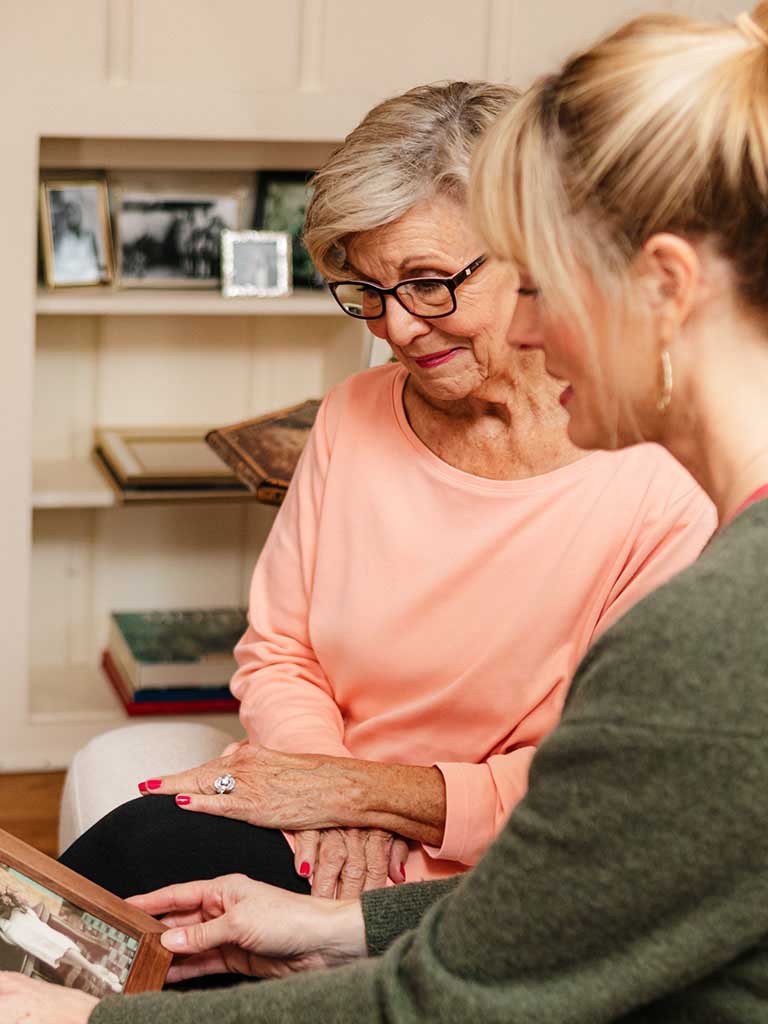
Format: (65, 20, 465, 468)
(89, 561, 768, 1023)
(229, 392, 353, 759)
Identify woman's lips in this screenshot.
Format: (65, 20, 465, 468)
(559, 385, 574, 407)
(413, 348, 462, 369)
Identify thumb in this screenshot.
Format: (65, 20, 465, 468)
(161, 913, 236, 955)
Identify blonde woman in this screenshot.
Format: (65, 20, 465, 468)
(8, 6, 768, 1022)
(62, 81, 712, 905)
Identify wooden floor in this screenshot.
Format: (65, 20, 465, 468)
(0, 772, 65, 858)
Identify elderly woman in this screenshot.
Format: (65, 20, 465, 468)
(10, 4, 768, 1020)
(61, 81, 713, 906)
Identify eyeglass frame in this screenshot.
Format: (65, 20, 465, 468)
(327, 253, 488, 320)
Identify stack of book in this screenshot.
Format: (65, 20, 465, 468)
(102, 607, 247, 715)
(94, 427, 253, 503)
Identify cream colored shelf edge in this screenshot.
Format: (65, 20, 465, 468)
(33, 458, 117, 509)
(29, 661, 244, 733)
(36, 287, 341, 317)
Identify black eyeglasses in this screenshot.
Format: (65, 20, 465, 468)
(328, 254, 487, 320)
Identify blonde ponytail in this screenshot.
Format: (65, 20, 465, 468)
(471, 4, 768, 326)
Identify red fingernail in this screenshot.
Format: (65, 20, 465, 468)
(400, 862, 406, 881)
(137, 782, 148, 794)
(299, 861, 311, 877)
(145, 779, 163, 790)
(175, 795, 191, 806)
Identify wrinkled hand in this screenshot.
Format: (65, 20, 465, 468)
(128, 873, 366, 983)
(138, 740, 367, 831)
(0, 972, 97, 1024)
(294, 827, 410, 898)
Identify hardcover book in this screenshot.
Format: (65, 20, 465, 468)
(205, 399, 320, 506)
(107, 607, 248, 690)
(102, 651, 240, 717)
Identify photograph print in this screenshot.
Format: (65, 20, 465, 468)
(115, 190, 244, 287)
(255, 170, 323, 288)
(221, 229, 292, 297)
(0, 863, 136, 998)
(39, 181, 113, 288)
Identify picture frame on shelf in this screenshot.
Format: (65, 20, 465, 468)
(113, 187, 247, 288)
(254, 170, 323, 289)
(221, 229, 292, 298)
(0, 828, 170, 996)
(39, 180, 113, 288)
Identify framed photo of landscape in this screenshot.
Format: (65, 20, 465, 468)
(39, 180, 114, 288)
(254, 170, 323, 288)
(0, 829, 170, 996)
(113, 185, 247, 288)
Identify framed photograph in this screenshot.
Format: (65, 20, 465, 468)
(254, 171, 323, 289)
(221, 230, 292, 298)
(0, 828, 170, 995)
(39, 180, 113, 288)
(114, 189, 245, 288)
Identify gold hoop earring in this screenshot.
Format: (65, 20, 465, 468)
(657, 350, 673, 412)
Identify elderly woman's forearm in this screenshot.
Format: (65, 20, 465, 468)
(339, 762, 447, 845)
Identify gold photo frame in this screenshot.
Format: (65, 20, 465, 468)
(0, 829, 170, 995)
(39, 180, 114, 288)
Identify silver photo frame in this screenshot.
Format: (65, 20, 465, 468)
(221, 230, 292, 298)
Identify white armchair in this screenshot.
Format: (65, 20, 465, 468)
(58, 721, 241, 855)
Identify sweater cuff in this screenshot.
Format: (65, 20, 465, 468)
(362, 876, 460, 956)
(424, 761, 497, 865)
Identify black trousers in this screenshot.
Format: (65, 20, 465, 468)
(60, 796, 310, 990)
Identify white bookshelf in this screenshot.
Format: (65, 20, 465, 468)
(36, 287, 342, 318)
(32, 459, 117, 510)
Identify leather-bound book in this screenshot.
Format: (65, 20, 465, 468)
(205, 399, 320, 506)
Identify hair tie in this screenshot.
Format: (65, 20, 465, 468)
(736, 11, 768, 48)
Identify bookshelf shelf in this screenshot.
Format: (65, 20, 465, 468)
(35, 287, 341, 317)
(29, 662, 242, 733)
(32, 459, 117, 510)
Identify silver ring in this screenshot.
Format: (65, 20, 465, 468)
(213, 773, 236, 795)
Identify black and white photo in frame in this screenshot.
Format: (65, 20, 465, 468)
(221, 230, 292, 297)
(114, 191, 244, 287)
(39, 181, 113, 288)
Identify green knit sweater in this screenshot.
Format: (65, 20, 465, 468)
(91, 502, 768, 1023)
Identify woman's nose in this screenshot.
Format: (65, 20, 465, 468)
(373, 295, 431, 348)
(510, 298, 544, 346)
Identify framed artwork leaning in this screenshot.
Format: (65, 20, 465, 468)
(254, 170, 323, 288)
(0, 829, 170, 996)
(39, 180, 114, 288)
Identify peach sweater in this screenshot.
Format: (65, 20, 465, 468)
(231, 364, 716, 883)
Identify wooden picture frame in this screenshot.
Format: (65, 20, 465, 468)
(39, 180, 114, 288)
(0, 828, 170, 995)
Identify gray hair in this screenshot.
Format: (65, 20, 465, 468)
(304, 81, 519, 277)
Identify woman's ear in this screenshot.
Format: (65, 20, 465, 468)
(638, 233, 699, 327)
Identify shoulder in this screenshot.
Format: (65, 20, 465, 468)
(568, 502, 768, 735)
(317, 362, 404, 449)
(594, 443, 710, 513)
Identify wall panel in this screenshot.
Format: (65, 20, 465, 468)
(323, 0, 492, 96)
(131, 0, 302, 92)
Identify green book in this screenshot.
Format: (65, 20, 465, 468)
(107, 607, 248, 690)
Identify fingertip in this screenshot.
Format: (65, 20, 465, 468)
(298, 860, 311, 877)
(161, 929, 187, 951)
(175, 795, 191, 807)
